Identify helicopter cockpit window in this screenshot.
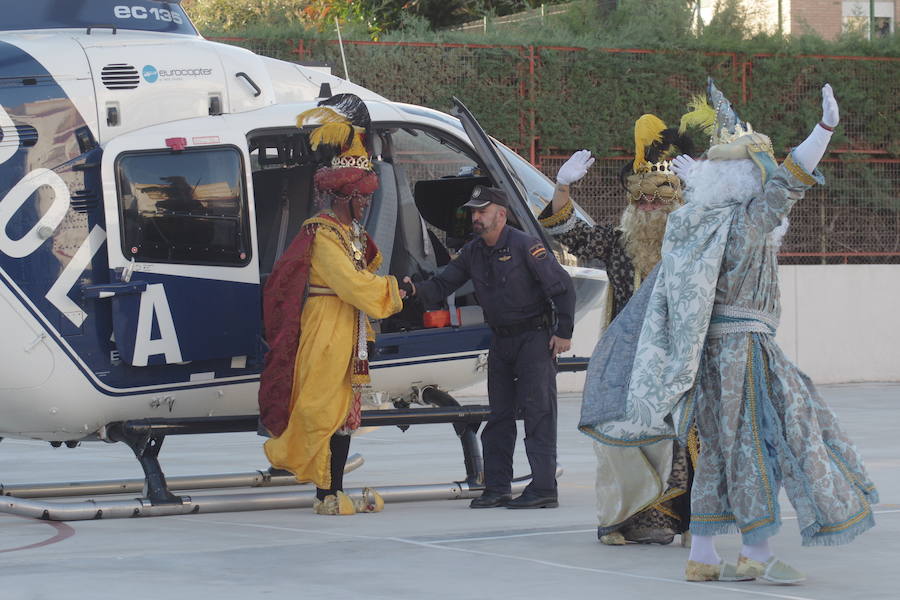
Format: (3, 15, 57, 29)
(387, 126, 483, 258)
(3, 0, 197, 35)
(391, 128, 478, 185)
(116, 147, 251, 266)
(495, 143, 601, 269)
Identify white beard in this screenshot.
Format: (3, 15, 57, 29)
(683, 158, 789, 249)
(682, 158, 762, 207)
(618, 204, 673, 277)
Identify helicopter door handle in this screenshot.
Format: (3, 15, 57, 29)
(80, 281, 148, 299)
(86, 24, 118, 35)
(235, 72, 262, 97)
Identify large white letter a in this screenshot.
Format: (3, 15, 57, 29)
(132, 284, 183, 366)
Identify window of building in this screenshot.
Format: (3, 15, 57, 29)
(116, 146, 251, 266)
(843, 1, 895, 37)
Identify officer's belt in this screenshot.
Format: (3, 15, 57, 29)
(491, 313, 551, 337)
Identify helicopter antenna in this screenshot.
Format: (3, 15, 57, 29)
(334, 16, 351, 82)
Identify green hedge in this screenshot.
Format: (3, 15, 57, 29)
(312, 41, 529, 147)
(234, 38, 899, 159)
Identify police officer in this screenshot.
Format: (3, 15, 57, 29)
(402, 185, 575, 509)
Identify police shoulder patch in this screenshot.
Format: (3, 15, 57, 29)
(529, 243, 548, 260)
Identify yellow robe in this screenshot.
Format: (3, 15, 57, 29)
(264, 221, 402, 488)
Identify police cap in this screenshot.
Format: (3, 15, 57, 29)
(462, 185, 508, 209)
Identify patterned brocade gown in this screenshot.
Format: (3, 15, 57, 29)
(685, 159, 878, 546)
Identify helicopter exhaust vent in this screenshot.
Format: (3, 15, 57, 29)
(101, 64, 140, 90)
(70, 190, 99, 214)
(0, 124, 38, 149)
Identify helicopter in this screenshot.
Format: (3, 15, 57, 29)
(0, 0, 606, 519)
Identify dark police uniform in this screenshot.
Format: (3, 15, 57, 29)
(415, 217, 575, 500)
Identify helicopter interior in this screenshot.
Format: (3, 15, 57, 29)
(248, 125, 508, 334)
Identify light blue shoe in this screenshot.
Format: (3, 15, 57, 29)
(736, 556, 806, 584)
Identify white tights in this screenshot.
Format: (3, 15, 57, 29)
(688, 534, 774, 565)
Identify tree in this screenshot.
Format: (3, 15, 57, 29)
(181, 0, 573, 37)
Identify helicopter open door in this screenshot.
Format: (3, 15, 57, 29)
(100, 133, 261, 367)
(450, 98, 545, 241)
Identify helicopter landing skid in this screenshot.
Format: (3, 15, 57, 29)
(0, 401, 532, 521)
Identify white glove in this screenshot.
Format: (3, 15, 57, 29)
(670, 154, 696, 179)
(821, 83, 839, 128)
(556, 149, 595, 185)
(792, 84, 838, 173)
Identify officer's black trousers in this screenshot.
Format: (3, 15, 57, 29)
(482, 328, 558, 497)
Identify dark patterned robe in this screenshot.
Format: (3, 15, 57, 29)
(539, 198, 691, 539)
(538, 199, 643, 323)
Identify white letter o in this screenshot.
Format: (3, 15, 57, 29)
(0, 105, 17, 165)
(0, 168, 71, 258)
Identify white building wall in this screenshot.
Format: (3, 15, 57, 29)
(777, 264, 900, 383)
(456, 264, 900, 398)
(698, 0, 791, 34)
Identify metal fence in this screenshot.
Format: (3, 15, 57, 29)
(213, 37, 900, 264)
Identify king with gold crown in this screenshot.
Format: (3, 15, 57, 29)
(539, 112, 701, 546)
(579, 79, 878, 584)
(258, 93, 405, 516)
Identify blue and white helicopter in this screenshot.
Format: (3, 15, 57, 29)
(0, 0, 606, 519)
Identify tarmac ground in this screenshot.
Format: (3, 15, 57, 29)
(1, 382, 897, 600)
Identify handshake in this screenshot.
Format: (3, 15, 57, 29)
(397, 275, 416, 300)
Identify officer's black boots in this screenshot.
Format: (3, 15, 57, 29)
(506, 491, 559, 509)
(469, 491, 512, 508)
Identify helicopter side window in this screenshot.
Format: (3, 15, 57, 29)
(116, 147, 251, 266)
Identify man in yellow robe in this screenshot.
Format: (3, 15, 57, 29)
(258, 94, 405, 515)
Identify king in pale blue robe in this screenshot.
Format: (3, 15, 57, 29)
(580, 153, 878, 547)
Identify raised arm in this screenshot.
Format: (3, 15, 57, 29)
(670, 85, 836, 232)
(792, 83, 838, 173)
(751, 84, 836, 229)
(551, 149, 595, 214)
(539, 150, 618, 263)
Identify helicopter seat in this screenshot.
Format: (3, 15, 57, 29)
(252, 169, 284, 283)
(253, 164, 316, 286)
(387, 161, 439, 279)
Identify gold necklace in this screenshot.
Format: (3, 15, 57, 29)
(350, 220, 364, 263)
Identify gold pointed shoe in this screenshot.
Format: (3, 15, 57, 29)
(599, 531, 626, 546)
(685, 560, 755, 582)
(313, 491, 357, 515)
(622, 526, 676, 545)
(736, 556, 806, 584)
(353, 487, 385, 513)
